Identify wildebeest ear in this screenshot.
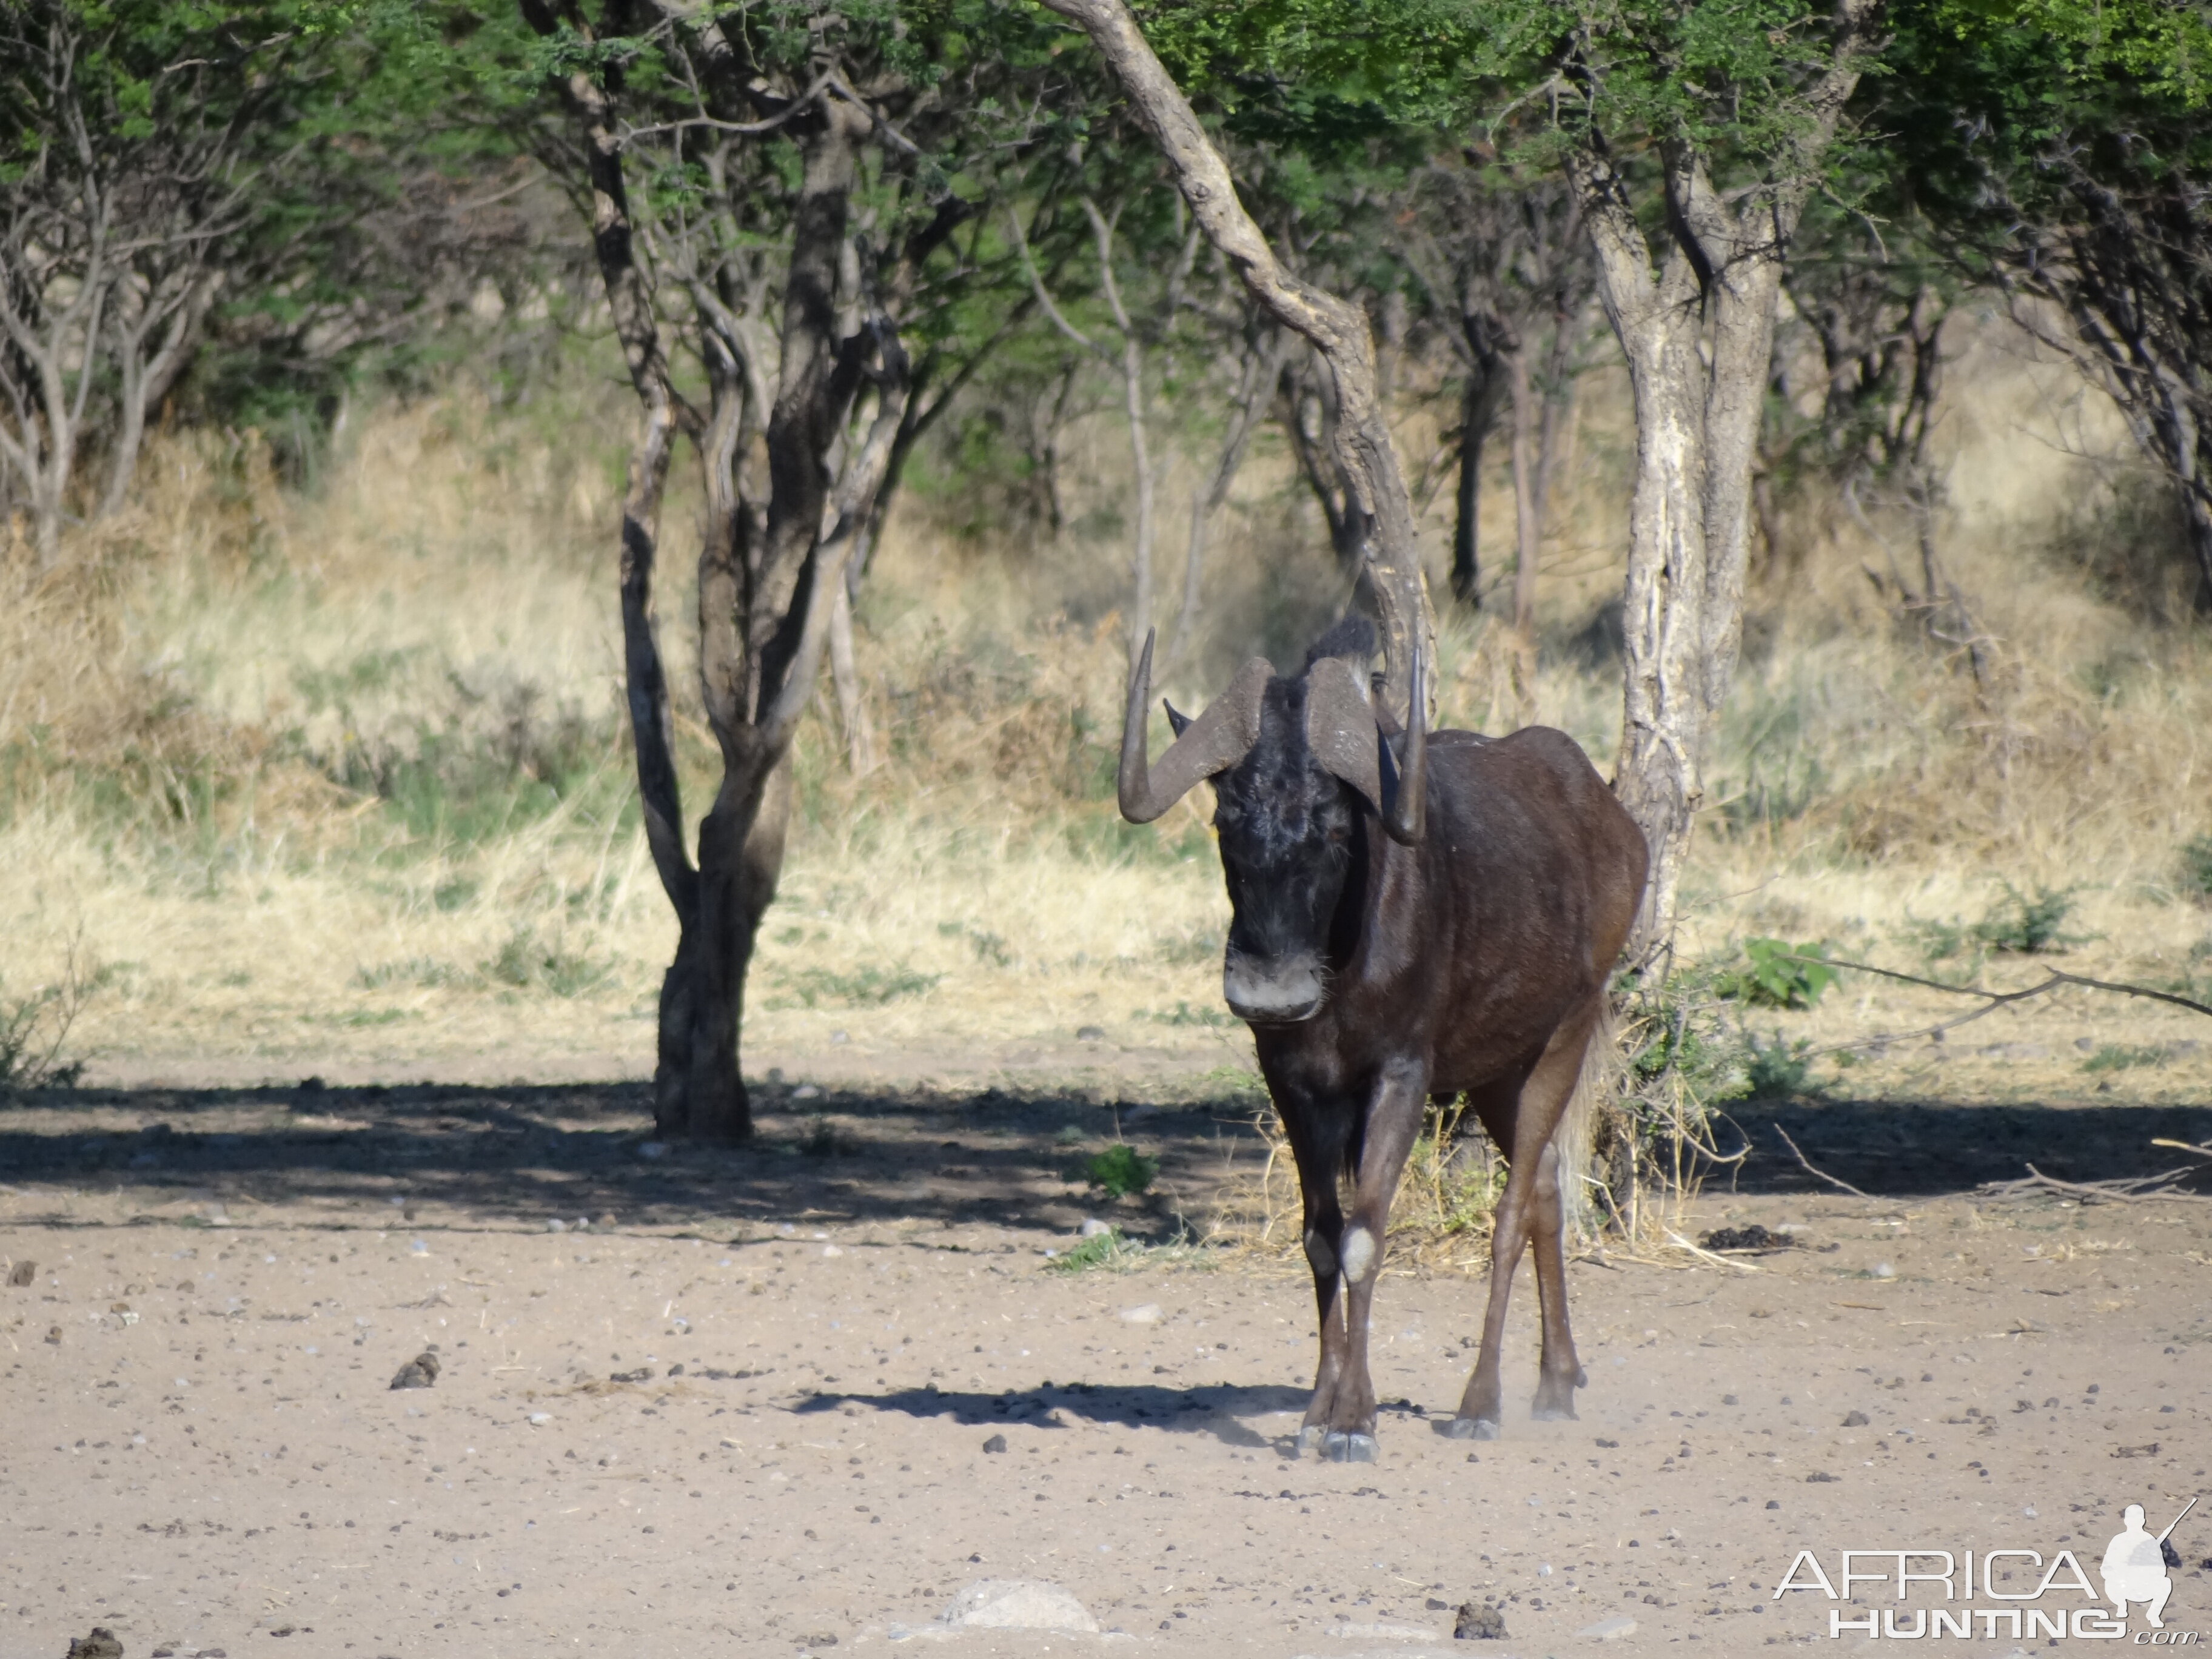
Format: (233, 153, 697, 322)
(1305, 655, 1383, 814)
(1164, 700, 1191, 738)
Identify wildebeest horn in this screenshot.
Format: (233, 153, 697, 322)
(1303, 655, 1383, 815)
(1381, 638, 1426, 845)
(1118, 629, 1272, 823)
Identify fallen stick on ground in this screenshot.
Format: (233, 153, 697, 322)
(1773, 1125, 1883, 1202)
(1974, 1162, 2212, 1206)
(1779, 954, 2212, 1056)
(1664, 1229, 1761, 1272)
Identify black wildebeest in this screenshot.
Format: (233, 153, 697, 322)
(1119, 618, 1647, 1461)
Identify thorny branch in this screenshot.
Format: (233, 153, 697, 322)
(1780, 953, 2212, 1056)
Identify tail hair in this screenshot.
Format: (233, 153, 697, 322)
(1555, 996, 1625, 1244)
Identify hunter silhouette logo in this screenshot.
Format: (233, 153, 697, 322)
(2103, 1497, 2195, 1629)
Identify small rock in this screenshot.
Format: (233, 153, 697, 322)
(2075, 1036, 2097, 1052)
(8, 1259, 35, 1287)
(1872, 1262, 1895, 1279)
(938, 1579, 1097, 1633)
(1842, 1410, 1869, 1427)
(981, 1433, 1008, 1453)
(831, 1030, 850, 1045)
(389, 1351, 441, 1390)
(822, 1244, 843, 1258)
(793, 1084, 821, 1101)
(1076, 1026, 1106, 1042)
(65, 1632, 124, 1659)
(44, 1325, 61, 1346)
(597, 1213, 617, 1228)
(1453, 1600, 1506, 1639)
(1079, 1219, 1113, 1238)
(545, 1219, 566, 1233)
(528, 1412, 551, 1426)
(1577, 1614, 1637, 1641)
(1806, 1470, 1837, 1483)
(1119, 1303, 1162, 1324)
(1766, 1500, 1781, 1510)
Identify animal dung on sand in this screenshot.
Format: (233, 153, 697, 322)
(389, 1349, 441, 1390)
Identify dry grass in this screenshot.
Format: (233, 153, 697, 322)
(0, 317, 2207, 1136)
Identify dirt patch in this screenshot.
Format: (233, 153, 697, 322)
(3, 1073, 2211, 1655)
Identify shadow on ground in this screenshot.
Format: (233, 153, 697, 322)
(0, 1079, 2207, 1231)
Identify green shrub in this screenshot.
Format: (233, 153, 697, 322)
(785, 964, 941, 1008)
(1084, 1143, 1158, 1199)
(1743, 1031, 1821, 1099)
(483, 928, 613, 997)
(1908, 883, 2088, 963)
(2181, 834, 2212, 902)
(2083, 1043, 2165, 1074)
(1047, 1228, 1131, 1272)
(1715, 938, 1839, 1010)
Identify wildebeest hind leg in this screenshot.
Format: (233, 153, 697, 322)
(1523, 1007, 1596, 1419)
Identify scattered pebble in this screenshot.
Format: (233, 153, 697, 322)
(1079, 1219, 1113, 1238)
(8, 1258, 36, 1286)
(546, 1219, 566, 1233)
(1872, 1262, 1895, 1279)
(793, 1085, 822, 1101)
(981, 1433, 1008, 1453)
(65, 1631, 123, 1659)
(1119, 1304, 1162, 1324)
(1076, 1026, 1106, 1042)
(1453, 1600, 1506, 1639)
(1842, 1410, 1869, 1427)
(527, 1412, 551, 1426)
(389, 1350, 441, 1390)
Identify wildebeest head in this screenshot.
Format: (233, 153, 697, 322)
(1118, 619, 1426, 1023)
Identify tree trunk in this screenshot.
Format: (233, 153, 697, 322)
(1450, 312, 1512, 608)
(1566, 0, 1879, 963)
(828, 581, 877, 774)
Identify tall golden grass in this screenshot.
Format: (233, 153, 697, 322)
(1, 318, 2208, 1110)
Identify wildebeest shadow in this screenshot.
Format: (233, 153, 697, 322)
(794, 1380, 1429, 1456)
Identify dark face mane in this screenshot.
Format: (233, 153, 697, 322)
(1211, 674, 1363, 1024)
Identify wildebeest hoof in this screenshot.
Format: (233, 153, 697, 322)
(1445, 1415, 1501, 1441)
(1323, 1430, 1378, 1463)
(1530, 1402, 1578, 1422)
(1296, 1423, 1328, 1453)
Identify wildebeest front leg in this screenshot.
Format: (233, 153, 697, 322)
(1316, 1061, 1426, 1463)
(1279, 1102, 1352, 1455)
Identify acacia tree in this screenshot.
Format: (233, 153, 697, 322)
(1873, 0, 2212, 617)
(0, 1, 268, 561)
(1499, 0, 1888, 957)
(517, 0, 1069, 1139)
(1034, 0, 1432, 717)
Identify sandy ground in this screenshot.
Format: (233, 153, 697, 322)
(3, 1078, 2211, 1659)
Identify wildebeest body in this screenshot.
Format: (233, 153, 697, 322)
(1119, 621, 1646, 1460)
